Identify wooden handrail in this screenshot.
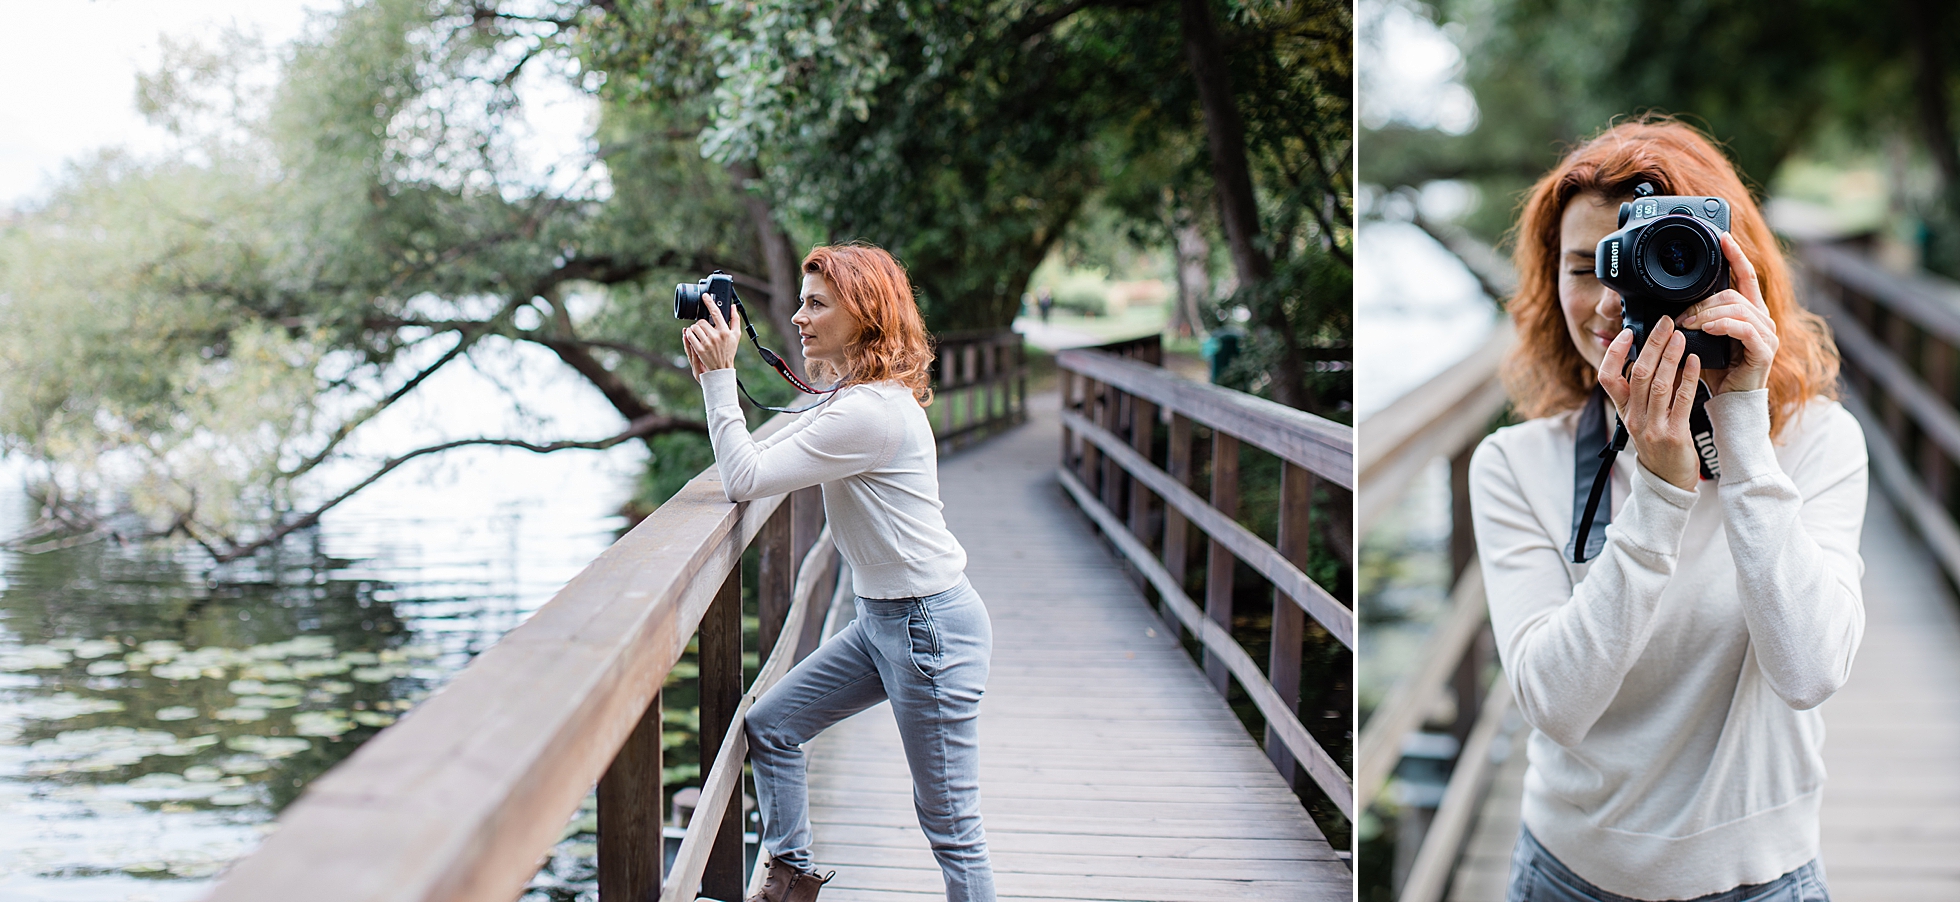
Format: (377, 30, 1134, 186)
(1356, 320, 1512, 536)
(1799, 244, 1960, 589)
(932, 329, 1028, 453)
(1057, 468, 1353, 818)
(1354, 564, 1487, 814)
(664, 527, 837, 902)
(203, 412, 839, 902)
(1055, 345, 1353, 821)
(1397, 680, 1514, 902)
(1351, 321, 1515, 897)
(1057, 348, 1353, 488)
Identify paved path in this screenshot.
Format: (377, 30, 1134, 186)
(801, 390, 1351, 901)
(1449, 482, 1960, 900)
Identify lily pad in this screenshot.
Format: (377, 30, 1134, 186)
(71, 639, 122, 659)
(154, 706, 199, 722)
(214, 707, 268, 722)
(225, 735, 310, 758)
(209, 790, 256, 806)
(17, 693, 126, 721)
(0, 645, 73, 671)
(292, 710, 355, 738)
(183, 765, 224, 782)
(84, 660, 128, 676)
(351, 711, 396, 728)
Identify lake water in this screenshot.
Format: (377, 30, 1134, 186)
(0, 343, 648, 901)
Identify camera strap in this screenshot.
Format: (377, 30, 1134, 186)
(1568, 387, 1622, 563)
(1568, 382, 1720, 563)
(731, 298, 847, 414)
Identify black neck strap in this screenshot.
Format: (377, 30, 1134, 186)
(1567, 382, 1721, 563)
(1568, 387, 1620, 563)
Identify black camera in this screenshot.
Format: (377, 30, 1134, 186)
(675, 270, 739, 323)
(1595, 193, 1732, 368)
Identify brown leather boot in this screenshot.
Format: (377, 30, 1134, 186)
(783, 867, 835, 902)
(743, 860, 835, 902)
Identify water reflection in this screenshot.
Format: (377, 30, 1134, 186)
(0, 436, 640, 900)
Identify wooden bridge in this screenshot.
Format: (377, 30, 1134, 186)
(197, 336, 1355, 902)
(1359, 244, 1960, 901)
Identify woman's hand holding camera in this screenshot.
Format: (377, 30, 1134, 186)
(1600, 317, 1703, 490)
(682, 299, 742, 381)
(1679, 232, 1778, 395)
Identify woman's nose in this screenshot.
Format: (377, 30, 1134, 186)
(1595, 288, 1623, 323)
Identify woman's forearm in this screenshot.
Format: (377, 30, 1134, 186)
(700, 369, 895, 502)
(1710, 391, 1867, 709)
(1473, 439, 1698, 747)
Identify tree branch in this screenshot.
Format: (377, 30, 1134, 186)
(205, 413, 706, 564)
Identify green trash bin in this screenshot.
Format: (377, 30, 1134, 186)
(1202, 329, 1241, 383)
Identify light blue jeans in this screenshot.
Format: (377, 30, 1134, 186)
(1508, 828, 1831, 902)
(746, 574, 995, 902)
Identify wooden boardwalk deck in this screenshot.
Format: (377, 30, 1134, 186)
(800, 390, 1351, 901)
(1448, 482, 1960, 901)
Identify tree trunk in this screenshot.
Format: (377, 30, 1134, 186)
(1171, 216, 1211, 340)
(729, 161, 806, 373)
(1181, 0, 1271, 287)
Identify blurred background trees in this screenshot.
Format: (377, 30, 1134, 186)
(1365, 0, 1960, 275)
(0, 0, 1351, 558)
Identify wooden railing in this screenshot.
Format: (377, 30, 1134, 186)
(1055, 346, 1356, 819)
(1353, 322, 1514, 902)
(932, 329, 1027, 453)
(1801, 243, 1960, 586)
(204, 412, 844, 902)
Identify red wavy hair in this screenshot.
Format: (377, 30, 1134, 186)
(802, 243, 936, 406)
(1506, 115, 1838, 438)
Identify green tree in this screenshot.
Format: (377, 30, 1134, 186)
(1367, 0, 1960, 274)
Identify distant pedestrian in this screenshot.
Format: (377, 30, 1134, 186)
(1036, 287, 1053, 323)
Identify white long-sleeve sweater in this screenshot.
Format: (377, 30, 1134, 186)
(1469, 389, 1866, 900)
(700, 368, 966, 599)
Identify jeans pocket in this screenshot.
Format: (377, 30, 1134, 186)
(906, 604, 942, 680)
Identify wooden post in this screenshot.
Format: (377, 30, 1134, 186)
(699, 567, 745, 902)
(1100, 385, 1123, 514)
(1128, 398, 1157, 542)
(1162, 413, 1194, 642)
(1059, 368, 1077, 476)
(790, 487, 823, 571)
(758, 505, 793, 662)
(1081, 379, 1104, 493)
(1203, 431, 1241, 695)
(1924, 338, 1953, 509)
(1266, 462, 1309, 789)
(939, 341, 956, 436)
(1015, 337, 1027, 424)
(598, 690, 662, 901)
(1449, 448, 1476, 583)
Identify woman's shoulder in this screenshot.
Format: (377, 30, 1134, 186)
(1776, 395, 1865, 458)
(1476, 408, 1581, 461)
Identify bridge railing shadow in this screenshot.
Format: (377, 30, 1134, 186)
(1055, 340, 1356, 821)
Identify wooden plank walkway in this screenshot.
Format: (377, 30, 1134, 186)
(800, 389, 1351, 901)
(1448, 481, 1960, 900)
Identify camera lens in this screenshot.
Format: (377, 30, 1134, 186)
(1656, 236, 1696, 278)
(1635, 218, 1719, 299)
(674, 281, 703, 320)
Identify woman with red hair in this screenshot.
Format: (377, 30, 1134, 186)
(683, 243, 993, 902)
(1468, 117, 1863, 901)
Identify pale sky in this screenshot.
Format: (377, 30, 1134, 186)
(0, 1, 326, 208)
(0, 0, 597, 211)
